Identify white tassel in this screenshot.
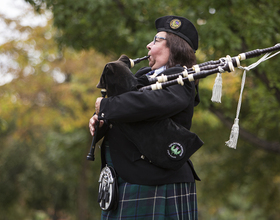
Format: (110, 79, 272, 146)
(225, 118, 239, 149)
(224, 50, 280, 149)
(211, 73, 222, 103)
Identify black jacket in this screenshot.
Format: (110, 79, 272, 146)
(97, 67, 201, 185)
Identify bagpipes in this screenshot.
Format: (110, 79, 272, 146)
(88, 43, 280, 211)
(87, 43, 280, 162)
(87, 53, 204, 170)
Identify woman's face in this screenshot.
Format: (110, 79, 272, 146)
(147, 31, 170, 70)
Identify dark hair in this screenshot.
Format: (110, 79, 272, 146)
(165, 32, 196, 68)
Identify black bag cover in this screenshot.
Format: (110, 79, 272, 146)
(116, 118, 203, 170)
(96, 55, 149, 97)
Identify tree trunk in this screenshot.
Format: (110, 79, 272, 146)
(209, 105, 280, 154)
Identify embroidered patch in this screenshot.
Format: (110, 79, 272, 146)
(167, 142, 184, 160)
(170, 19, 181, 29)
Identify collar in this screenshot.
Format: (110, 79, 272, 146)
(154, 66, 166, 76)
(146, 66, 166, 78)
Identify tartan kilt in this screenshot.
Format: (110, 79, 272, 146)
(101, 145, 198, 220)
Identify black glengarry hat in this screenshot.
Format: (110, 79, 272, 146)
(155, 15, 198, 52)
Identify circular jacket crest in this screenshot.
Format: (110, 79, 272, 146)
(170, 19, 181, 29)
(167, 142, 185, 160)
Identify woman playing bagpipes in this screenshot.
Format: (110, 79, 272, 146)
(89, 15, 203, 220)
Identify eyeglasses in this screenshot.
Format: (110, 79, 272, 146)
(153, 36, 166, 44)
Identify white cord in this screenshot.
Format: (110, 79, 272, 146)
(226, 50, 280, 149)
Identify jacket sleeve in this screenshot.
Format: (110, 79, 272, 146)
(98, 80, 195, 123)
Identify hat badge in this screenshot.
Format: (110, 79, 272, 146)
(170, 19, 181, 29)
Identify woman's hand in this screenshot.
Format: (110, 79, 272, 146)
(89, 97, 104, 136)
(89, 115, 104, 136)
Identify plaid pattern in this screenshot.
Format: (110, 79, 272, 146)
(101, 145, 198, 220)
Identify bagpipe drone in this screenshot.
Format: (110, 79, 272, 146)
(87, 43, 280, 164)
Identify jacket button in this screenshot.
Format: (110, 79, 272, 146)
(109, 124, 113, 129)
(141, 155, 145, 160)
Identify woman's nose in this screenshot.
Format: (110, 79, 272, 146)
(146, 41, 153, 50)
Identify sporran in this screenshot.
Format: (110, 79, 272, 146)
(97, 165, 118, 211)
